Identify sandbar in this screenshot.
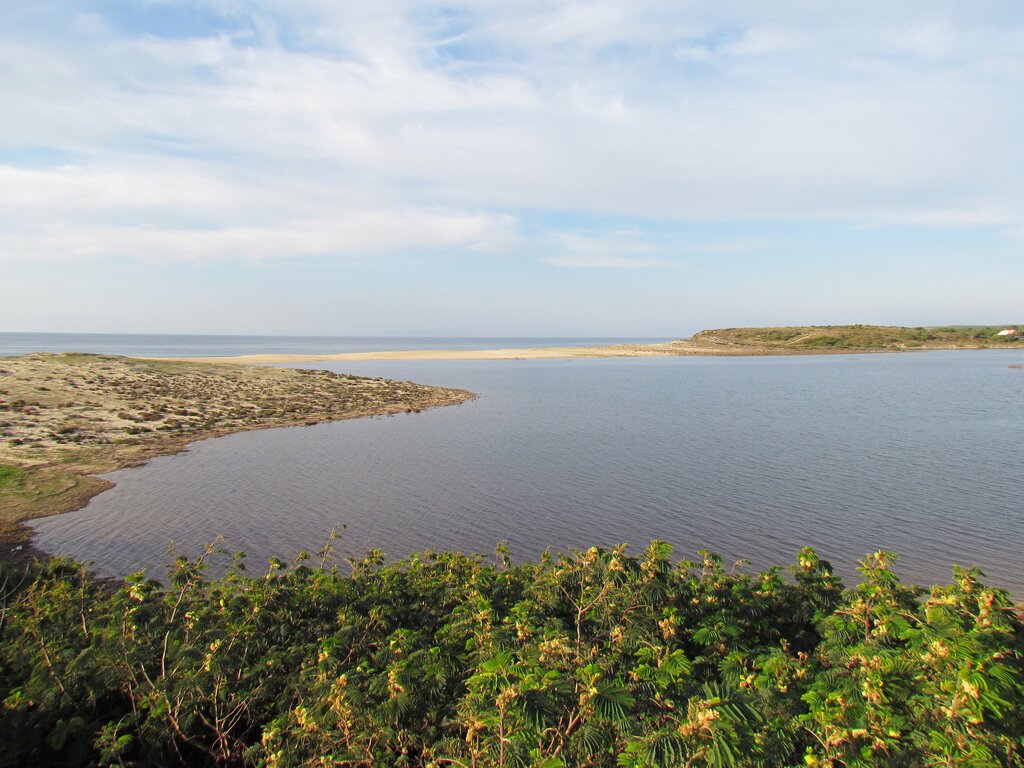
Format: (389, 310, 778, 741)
(159, 326, 1020, 366)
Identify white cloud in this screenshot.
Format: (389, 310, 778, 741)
(882, 207, 1019, 228)
(892, 23, 958, 60)
(2, 0, 1024, 267)
(686, 238, 771, 255)
(0, 157, 516, 261)
(0, 209, 514, 262)
(541, 229, 670, 269)
(0, 163, 263, 212)
(721, 26, 809, 57)
(545, 255, 668, 269)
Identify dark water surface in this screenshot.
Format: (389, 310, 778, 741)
(30, 351, 1024, 592)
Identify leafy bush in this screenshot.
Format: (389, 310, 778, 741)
(1, 543, 1021, 767)
(799, 336, 851, 348)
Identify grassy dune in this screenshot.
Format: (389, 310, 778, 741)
(691, 324, 1024, 352)
(0, 354, 473, 558)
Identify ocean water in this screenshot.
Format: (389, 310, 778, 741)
(28, 350, 1024, 593)
(0, 332, 669, 358)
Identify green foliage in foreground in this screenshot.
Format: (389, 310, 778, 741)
(1, 543, 1022, 767)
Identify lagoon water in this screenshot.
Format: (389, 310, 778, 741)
(28, 350, 1024, 592)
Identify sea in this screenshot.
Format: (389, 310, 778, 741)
(5, 333, 1023, 593)
(0, 332, 662, 357)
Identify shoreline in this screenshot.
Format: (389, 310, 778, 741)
(159, 342, 686, 364)
(5, 325, 1020, 567)
(158, 340, 1013, 365)
(0, 354, 474, 566)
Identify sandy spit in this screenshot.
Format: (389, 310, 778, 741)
(157, 342, 709, 365)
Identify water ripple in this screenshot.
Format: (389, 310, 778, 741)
(30, 351, 1024, 593)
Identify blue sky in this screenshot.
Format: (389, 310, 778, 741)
(2, 1, 1022, 336)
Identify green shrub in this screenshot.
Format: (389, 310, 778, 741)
(1, 543, 1021, 767)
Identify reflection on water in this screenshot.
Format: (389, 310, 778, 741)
(31, 351, 1024, 593)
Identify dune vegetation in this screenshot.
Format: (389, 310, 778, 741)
(689, 325, 1024, 353)
(1, 540, 1022, 767)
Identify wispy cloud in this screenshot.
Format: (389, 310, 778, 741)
(545, 255, 669, 269)
(5, 3, 1024, 252)
(3, 1, 1024, 331)
(541, 230, 670, 269)
(882, 207, 1019, 228)
(684, 239, 772, 255)
(0, 205, 515, 263)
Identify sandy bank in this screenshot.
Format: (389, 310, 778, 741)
(159, 325, 1023, 365)
(162, 341, 709, 364)
(0, 354, 473, 564)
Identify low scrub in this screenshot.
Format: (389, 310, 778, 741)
(1, 542, 1021, 767)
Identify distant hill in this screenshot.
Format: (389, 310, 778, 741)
(688, 324, 1023, 351)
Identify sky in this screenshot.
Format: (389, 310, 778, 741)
(2, 1, 1023, 337)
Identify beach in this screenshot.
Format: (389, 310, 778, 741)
(164, 341, 690, 364)
(160, 325, 1021, 365)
